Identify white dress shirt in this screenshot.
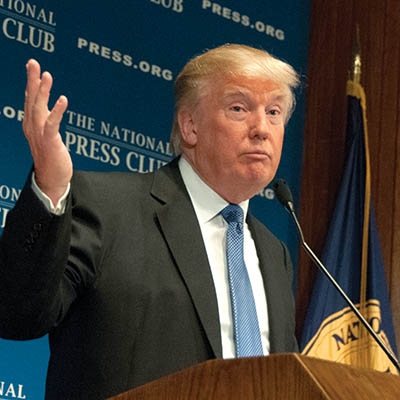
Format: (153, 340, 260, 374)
(179, 157, 270, 358)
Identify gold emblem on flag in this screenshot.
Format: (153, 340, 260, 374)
(302, 299, 398, 374)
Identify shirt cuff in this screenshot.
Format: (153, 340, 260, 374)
(31, 173, 70, 216)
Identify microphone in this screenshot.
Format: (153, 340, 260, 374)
(272, 178, 400, 372)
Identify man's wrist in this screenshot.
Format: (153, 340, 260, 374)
(31, 172, 70, 215)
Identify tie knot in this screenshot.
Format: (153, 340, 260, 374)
(221, 204, 244, 224)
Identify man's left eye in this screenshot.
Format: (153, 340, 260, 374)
(268, 109, 280, 116)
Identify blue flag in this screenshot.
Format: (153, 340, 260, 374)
(300, 80, 398, 373)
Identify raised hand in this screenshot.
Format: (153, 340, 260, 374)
(23, 59, 72, 206)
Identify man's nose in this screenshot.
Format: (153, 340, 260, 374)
(249, 110, 270, 140)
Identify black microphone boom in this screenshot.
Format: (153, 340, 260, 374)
(272, 178, 400, 373)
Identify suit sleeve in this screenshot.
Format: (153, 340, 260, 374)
(0, 172, 101, 340)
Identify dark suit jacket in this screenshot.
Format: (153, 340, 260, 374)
(0, 158, 297, 399)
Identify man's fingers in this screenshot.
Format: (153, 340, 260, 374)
(24, 59, 54, 126)
(23, 59, 69, 144)
(24, 59, 41, 119)
(43, 95, 68, 137)
(35, 70, 53, 111)
(53, 95, 68, 115)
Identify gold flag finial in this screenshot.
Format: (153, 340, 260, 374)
(351, 25, 362, 83)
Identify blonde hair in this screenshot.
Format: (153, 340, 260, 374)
(170, 43, 300, 155)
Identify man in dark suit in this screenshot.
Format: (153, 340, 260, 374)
(0, 44, 299, 399)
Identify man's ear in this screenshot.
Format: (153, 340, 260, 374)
(177, 109, 198, 146)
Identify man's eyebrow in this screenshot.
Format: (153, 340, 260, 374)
(222, 88, 250, 98)
(269, 94, 288, 104)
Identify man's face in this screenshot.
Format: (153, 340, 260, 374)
(180, 75, 288, 203)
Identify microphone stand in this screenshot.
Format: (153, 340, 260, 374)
(285, 199, 400, 373)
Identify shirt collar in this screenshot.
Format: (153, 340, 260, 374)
(178, 156, 249, 224)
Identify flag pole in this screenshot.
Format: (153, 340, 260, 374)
(348, 26, 370, 318)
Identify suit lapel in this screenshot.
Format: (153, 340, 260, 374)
(150, 160, 222, 358)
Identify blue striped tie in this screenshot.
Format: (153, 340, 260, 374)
(221, 204, 263, 357)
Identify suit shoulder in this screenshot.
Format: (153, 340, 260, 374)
(73, 169, 155, 191)
(248, 214, 280, 243)
(72, 170, 153, 186)
(70, 170, 155, 209)
(248, 214, 293, 266)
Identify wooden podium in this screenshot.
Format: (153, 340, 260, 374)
(108, 353, 400, 399)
